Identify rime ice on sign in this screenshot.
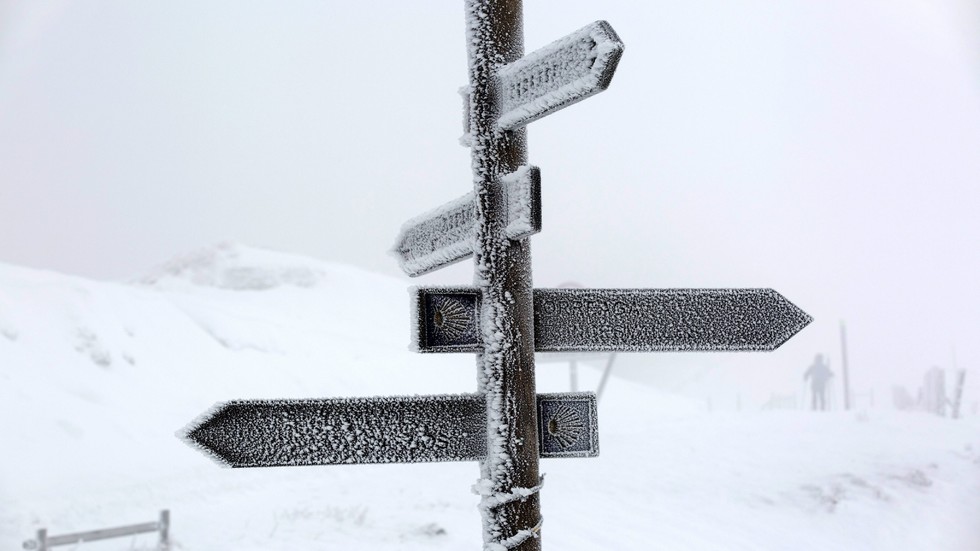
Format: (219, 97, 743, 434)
(179, 395, 489, 467)
(496, 21, 624, 130)
(534, 288, 812, 352)
(501, 166, 542, 239)
(179, 393, 598, 466)
(426, 294, 479, 348)
(537, 393, 598, 458)
(411, 287, 812, 353)
(413, 287, 481, 352)
(392, 167, 542, 277)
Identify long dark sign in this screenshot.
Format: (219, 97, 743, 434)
(180, 393, 597, 468)
(413, 287, 812, 353)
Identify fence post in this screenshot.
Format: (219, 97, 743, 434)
(37, 529, 47, 551)
(951, 370, 966, 419)
(840, 321, 851, 411)
(595, 352, 618, 403)
(159, 510, 170, 549)
(569, 359, 578, 392)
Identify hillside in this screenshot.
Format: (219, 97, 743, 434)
(1, 244, 977, 550)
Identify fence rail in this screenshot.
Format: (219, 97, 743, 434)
(24, 510, 169, 551)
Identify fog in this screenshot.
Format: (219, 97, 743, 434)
(1, 2, 978, 407)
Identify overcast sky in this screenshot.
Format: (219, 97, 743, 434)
(1, 1, 978, 400)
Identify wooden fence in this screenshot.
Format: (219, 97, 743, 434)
(23, 510, 169, 551)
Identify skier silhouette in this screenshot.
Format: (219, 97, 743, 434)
(804, 353, 834, 411)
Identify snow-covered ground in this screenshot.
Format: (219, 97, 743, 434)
(2, 244, 977, 550)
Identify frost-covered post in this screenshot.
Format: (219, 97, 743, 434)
(840, 321, 851, 411)
(464, 1, 542, 549)
(179, 5, 812, 548)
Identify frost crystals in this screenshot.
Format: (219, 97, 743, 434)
(495, 21, 624, 130)
(537, 393, 598, 458)
(412, 287, 812, 352)
(391, 167, 541, 277)
(178, 393, 596, 467)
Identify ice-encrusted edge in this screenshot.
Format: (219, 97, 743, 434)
(537, 392, 599, 459)
(410, 286, 483, 353)
(390, 192, 476, 277)
(497, 20, 624, 130)
(176, 400, 236, 468)
(501, 165, 542, 240)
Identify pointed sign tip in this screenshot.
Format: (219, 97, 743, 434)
(496, 20, 626, 130)
(176, 401, 236, 468)
(765, 291, 814, 350)
(590, 20, 625, 91)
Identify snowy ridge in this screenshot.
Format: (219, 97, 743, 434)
(2, 246, 979, 550)
(139, 241, 389, 291)
(0, 244, 479, 494)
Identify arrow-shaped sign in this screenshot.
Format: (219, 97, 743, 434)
(494, 20, 624, 131)
(392, 166, 541, 277)
(413, 288, 812, 353)
(180, 392, 597, 467)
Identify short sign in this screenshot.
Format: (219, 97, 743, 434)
(392, 166, 541, 277)
(537, 393, 598, 458)
(181, 393, 597, 468)
(413, 287, 482, 352)
(413, 287, 812, 352)
(495, 21, 624, 130)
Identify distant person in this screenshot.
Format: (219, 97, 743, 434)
(804, 353, 834, 411)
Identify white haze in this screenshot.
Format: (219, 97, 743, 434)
(1, 245, 978, 550)
(0, 0, 978, 478)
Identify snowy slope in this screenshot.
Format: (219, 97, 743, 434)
(1, 244, 978, 550)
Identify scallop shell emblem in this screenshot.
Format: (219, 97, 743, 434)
(431, 297, 472, 342)
(545, 404, 587, 449)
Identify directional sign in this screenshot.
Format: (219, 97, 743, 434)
(180, 393, 598, 467)
(413, 288, 812, 353)
(494, 20, 624, 131)
(392, 166, 541, 277)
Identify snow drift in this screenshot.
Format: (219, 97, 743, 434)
(1, 244, 977, 550)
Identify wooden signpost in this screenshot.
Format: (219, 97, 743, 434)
(181, 2, 811, 549)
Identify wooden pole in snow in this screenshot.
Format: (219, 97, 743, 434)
(464, 1, 542, 549)
(951, 369, 966, 419)
(569, 360, 578, 392)
(840, 321, 851, 411)
(159, 509, 170, 549)
(595, 352, 618, 403)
